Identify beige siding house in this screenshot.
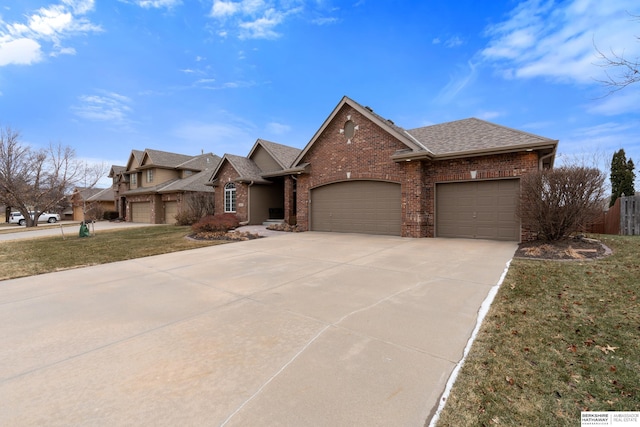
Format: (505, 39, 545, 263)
(110, 149, 220, 224)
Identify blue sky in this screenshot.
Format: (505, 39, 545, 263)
(1, 0, 639, 187)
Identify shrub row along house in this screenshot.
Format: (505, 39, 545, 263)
(112, 96, 558, 241)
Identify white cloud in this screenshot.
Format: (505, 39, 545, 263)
(239, 8, 285, 39)
(209, 0, 303, 40)
(0, 38, 42, 65)
(482, 0, 640, 85)
(171, 120, 255, 154)
(476, 111, 503, 121)
(211, 0, 241, 17)
(0, 1, 100, 67)
(587, 87, 640, 116)
(72, 92, 134, 123)
(124, 0, 182, 8)
(436, 61, 478, 103)
(312, 16, 338, 25)
(266, 122, 291, 134)
(445, 36, 463, 48)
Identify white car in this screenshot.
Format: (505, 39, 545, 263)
(8, 211, 61, 226)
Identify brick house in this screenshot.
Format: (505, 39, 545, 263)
(110, 149, 220, 224)
(209, 139, 301, 225)
(213, 96, 558, 241)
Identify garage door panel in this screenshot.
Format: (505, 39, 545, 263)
(437, 179, 520, 241)
(311, 181, 401, 236)
(130, 202, 150, 223)
(164, 201, 178, 224)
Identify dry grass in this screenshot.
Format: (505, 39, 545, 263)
(0, 225, 226, 281)
(435, 235, 640, 426)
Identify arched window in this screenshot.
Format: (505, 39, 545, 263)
(224, 182, 236, 213)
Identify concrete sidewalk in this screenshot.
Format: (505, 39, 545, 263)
(0, 232, 517, 426)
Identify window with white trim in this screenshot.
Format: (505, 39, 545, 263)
(130, 173, 137, 185)
(224, 182, 236, 213)
(146, 169, 153, 183)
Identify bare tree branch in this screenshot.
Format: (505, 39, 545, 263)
(593, 14, 640, 95)
(0, 126, 106, 227)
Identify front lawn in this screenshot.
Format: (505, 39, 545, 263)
(0, 225, 225, 281)
(435, 235, 640, 426)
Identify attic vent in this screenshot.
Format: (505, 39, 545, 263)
(365, 106, 373, 112)
(387, 119, 395, 125)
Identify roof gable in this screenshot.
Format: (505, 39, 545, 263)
(209, 154, 270, 184)
(125, 150, 144, 172)
(292, 96, 428, 167)
(247, 139, 302, 170)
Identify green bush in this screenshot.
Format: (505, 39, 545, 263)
(191, 214, 239, 233)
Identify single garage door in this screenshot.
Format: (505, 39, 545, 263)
(164, 201, 178, 224)
(311, 181, 401, 236)
(436, 179, 520, 241)
(130, 202, 151, 223)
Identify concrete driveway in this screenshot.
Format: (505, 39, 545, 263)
(0, 232, 517, 426)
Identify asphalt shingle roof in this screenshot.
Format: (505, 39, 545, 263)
(86, 187, 114, 202)
(140, 149, 194, 169)
(224, 154, 266, 182)
(257, 139, 302, 169)
(406, 118, 556, 156)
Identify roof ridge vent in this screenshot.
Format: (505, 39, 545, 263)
(365, 106, 373, 112)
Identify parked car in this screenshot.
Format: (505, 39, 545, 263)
(8, 211, 61, 226)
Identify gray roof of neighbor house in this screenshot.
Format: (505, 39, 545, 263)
(121, 151, 220, 196)
(177, 153, 221, 170)
(73, 187, 104, 200)
(157, 170, 216, 193)
(137, 149, 195, 170)
(109, 165, 126, 177)
(86, 187, 114, 202)
(125, 150, 145, 172)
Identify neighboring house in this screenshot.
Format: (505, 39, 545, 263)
(110, 149, 221, 224)
(213, 96, 558, 241)
(209, 139, 302, 225)
(70, 187, 116, 221)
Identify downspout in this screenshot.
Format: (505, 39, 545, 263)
(538, 148, 557, 170)
(239, 181, 255, 226)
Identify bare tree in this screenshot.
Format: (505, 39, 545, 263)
(595, 14, 640, 93)
(0, 126, 105, 227)
(174, 192, 215, 225)
(518, 166, 606, 240)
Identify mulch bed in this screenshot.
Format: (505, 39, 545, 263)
(189, 231, 263, 241)
(515, 236, 610, 260)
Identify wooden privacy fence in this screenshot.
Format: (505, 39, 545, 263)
(620, 195, 640, 236)
(588, 195, 640, 235)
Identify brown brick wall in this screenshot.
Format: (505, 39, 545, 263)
(214, 162, 247, 223)
(296, 104, 417, 235)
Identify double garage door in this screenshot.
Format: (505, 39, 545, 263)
(311, 181, 401, 236)
(310, 179, 520, 241)
(436, 179, 520, 241)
